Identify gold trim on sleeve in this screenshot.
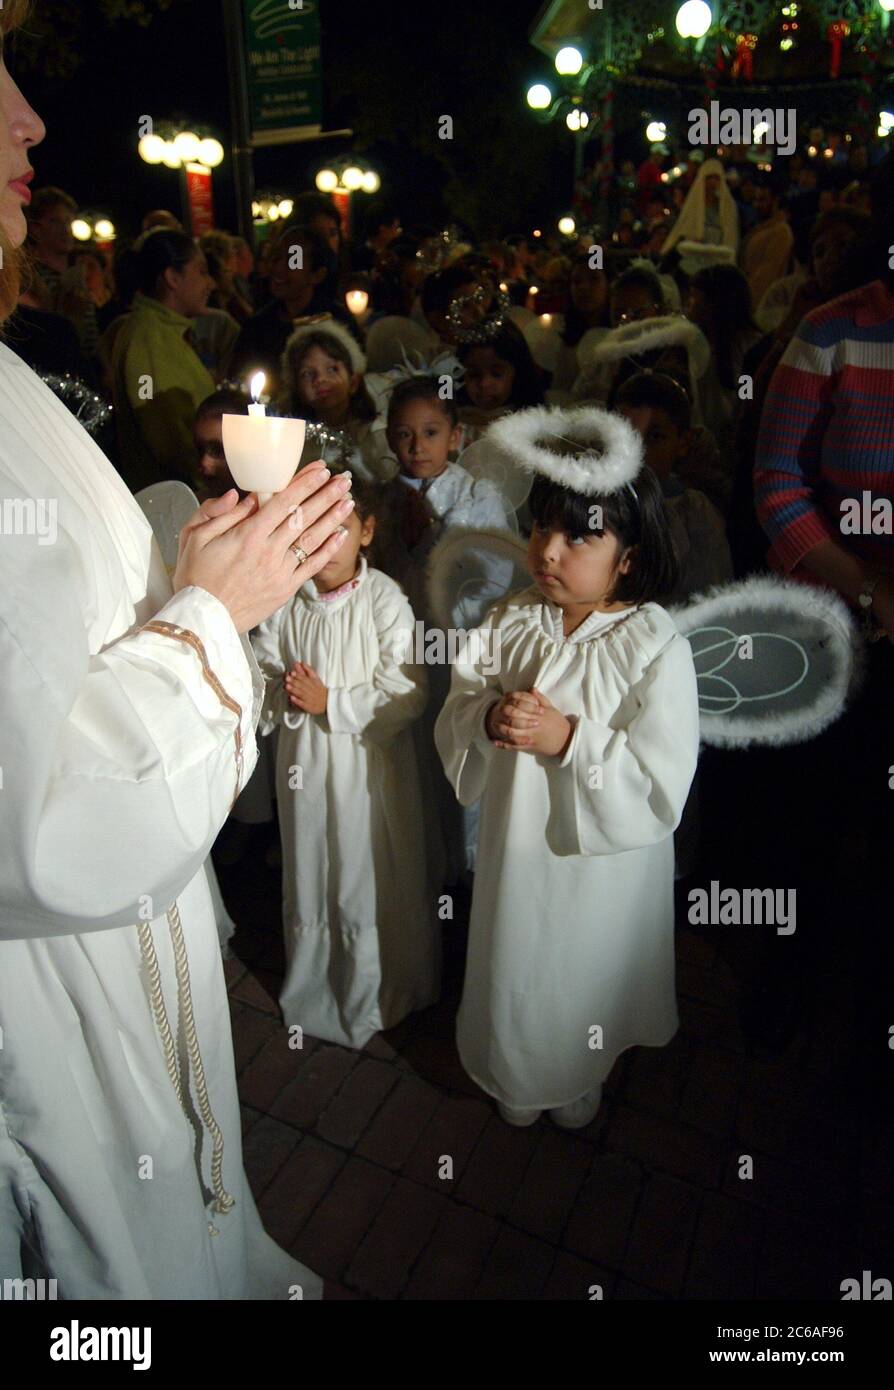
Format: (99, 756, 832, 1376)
(141, 620, 245, 809)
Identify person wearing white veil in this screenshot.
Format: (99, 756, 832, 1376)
(662, 159, 740, 276)
(0, 2, 354, 1299)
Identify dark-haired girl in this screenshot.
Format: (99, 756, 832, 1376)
(457, 319, 545, 446)
(436, 407, 700, 1129)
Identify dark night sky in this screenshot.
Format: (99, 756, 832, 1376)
(13, 0, 552, 240)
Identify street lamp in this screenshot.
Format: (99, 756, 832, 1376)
(555, 46, 583, 76)
(558, 215, 576, 236)
(527, 83, 553, 110)
(675, 2, 713, 39)
(645, 120, 667, 143)
(138, 123, 226, 234)
(313, 157, 382, 239)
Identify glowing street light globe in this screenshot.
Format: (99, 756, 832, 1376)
(278, 199, 294, 218)
(138, 133, 166, 165)
(645, 120, 667, 143)
(675, 1, 712, 38)
(316, 168, 339, 193)
(174, 131, 201, 163)
(161, 142, 182, 169)
(342, 166, 364, 190)
(555, 46, 583, 76)
(94, 218, 116, 240)
(567, 110, 582, 131)
(198, 138, 224, 169)
(362, 170, 381, 193)
(558, 215, 576, 236)
(880, 111, 894, 129)
(880, 0, 894, 12)
(71, 218, 92, 242)
(527, 83, 552, 111)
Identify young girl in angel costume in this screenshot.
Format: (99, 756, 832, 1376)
(435, 406, 701, 1128)
(251, 471, 440, 1048)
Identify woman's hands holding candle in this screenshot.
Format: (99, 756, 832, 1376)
(173, 461, 355, 634)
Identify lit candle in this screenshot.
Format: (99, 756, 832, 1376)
(248, 370, 267, 418)
(540, 313, 553, 328)
(221, 374, 306, 506)
(346, 289, 369, 317)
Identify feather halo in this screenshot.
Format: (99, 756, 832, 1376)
(586, 315, 711, 380)
(484, 404, 643, 496)
(281, 315, 367, 377)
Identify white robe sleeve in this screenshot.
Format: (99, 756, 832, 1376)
(325, 583, 427, 744)
(434, 609, 503, 806)
(0, 535, 261, 938)
(545, 634, 700, 857)
(251, 604, 308, 736)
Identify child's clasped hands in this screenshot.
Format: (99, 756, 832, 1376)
(485, 687, 574, 757)
(284, 661, 328, 716)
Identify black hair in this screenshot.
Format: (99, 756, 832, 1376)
(611, 264, 664, 313)
(135, 228, 199, 297)
(363, 201, 400, 238)
(689, 263, 755, 389)
(528, 466, 678, 605)
(420, 263, 478, 316)
(290, 192, 341, 228)
(328, 463, 380, 525)
(563, 254, 611, 346)
(458, 320, 545, 408)
(273, 221, 328, 271)
(195, 387, 250, 423)
(613, 371, 692, 433)
(387, 374, 459, 428)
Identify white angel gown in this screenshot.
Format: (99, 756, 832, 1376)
(435, 590, 700, 1110)
(0, 341, 322, 1299)
(252, 559, 440, 1048)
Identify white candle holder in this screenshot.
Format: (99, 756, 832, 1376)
(222, 414, 307, 506)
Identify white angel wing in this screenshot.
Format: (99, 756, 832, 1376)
(135, 480, 200, 575)
(456, 433, 534, 524)
(668, 575, 861, 749)
(427, 527, 530, 633)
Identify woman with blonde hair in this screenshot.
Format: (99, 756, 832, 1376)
(0, 1, 351, 1299)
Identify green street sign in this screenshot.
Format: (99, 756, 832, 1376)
(243, 0, 322, 146)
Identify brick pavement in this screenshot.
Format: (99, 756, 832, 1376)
(216, 829, 892, 1301)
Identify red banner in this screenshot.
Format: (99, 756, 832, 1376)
(185, 163, 215, 235)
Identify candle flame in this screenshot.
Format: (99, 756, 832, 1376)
(250, 371, 266, 402)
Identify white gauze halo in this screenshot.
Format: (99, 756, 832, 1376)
(485, 404, 643, 497)
(282, 316, 367, 378)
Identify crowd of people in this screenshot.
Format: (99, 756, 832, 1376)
(9, 139, 894, 1122)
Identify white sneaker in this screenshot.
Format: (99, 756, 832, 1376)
(550, 1085, 603, 1130)
(497, 1102, 542, 1127)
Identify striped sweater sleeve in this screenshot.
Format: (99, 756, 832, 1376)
(753, 326, 837, 573)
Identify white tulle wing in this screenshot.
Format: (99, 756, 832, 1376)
(427, 527, 530, 632)
(135, 480, 200, 575)
(667, 575, 862, 749)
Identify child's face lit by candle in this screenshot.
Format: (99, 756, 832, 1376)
(387, 398, 461, 481)
(294, 345, 358, 426)
(314, 503, 375, 593)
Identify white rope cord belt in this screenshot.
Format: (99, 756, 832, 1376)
(138, 906, 235, 1235)
(134, 617, 246, 1235)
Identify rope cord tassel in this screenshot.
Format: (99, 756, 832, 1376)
(166, 901, 236, 1216)
(136, 919, 184, 1110)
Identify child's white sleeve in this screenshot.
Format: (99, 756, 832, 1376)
(325, 587, 427, 744)
(250, 608, 307, 736)
(434, 611, 503, 806)
(545, 634, 700, 856)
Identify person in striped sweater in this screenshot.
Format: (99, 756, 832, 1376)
(749, 215, 894, 1085)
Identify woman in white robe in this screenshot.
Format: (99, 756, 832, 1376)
(0, 14, 352, 1296)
